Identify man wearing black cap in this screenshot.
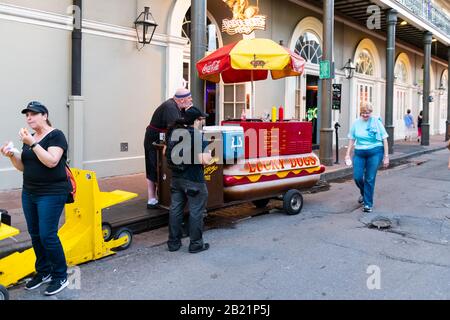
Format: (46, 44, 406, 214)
(166, 106, 212, 253)
(144, 88, 193, 209)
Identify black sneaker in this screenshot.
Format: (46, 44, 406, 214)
(358, 196, 364, 205)
(44, 278, 69, 296)
(189, 243, 210, 254)
(168, 244, 181, 252)
(363, 206, 373, 213)
(25, 273, 52, 290)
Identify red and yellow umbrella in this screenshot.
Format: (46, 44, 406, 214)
(196, 38, 305, 83)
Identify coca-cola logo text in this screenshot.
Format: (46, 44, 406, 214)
(202, 60, 221, 74)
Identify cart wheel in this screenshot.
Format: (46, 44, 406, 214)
(283, 190, 303, 215)
(0, 285, 9, 300)
(102, 222, 113, 241)
(112, 228, 133, 251)
(252, 199, 270, 208)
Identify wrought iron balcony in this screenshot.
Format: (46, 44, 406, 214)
(395, 0, 450, 37)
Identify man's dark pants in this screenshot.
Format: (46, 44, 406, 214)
(168, 177, 208, 251)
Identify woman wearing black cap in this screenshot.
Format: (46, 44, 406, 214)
(0, 101, 70, 296)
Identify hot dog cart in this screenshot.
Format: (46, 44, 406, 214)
(156, 119, 325, 215)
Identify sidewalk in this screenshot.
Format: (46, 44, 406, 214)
(0, 134, 447, 257)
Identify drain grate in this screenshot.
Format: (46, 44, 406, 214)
(369, 216, 392, 229)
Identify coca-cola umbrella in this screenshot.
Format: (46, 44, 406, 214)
(196, 38, 305, 117)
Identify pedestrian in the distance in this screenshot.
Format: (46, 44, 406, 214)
(344, 103, 389, 213)
(417, 110, 423, 143)
(403, 109, 415, 141)
(0, 101, 70, 296)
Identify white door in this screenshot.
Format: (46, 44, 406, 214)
(357, 82, 374, 116)
(440, 93, 448, 134)
(394, 88, 407, 140)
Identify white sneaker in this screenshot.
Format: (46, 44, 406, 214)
(147, 198, 159, 209)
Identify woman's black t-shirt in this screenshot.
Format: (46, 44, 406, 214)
(21, 129, 70, 195)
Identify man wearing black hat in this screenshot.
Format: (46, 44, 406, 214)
(144, 88, 193, 209)
(166, 106, 212, 253)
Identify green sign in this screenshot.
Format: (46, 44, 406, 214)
(319, 60, 331, 79)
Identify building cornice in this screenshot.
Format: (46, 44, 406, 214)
(0, 3, 187, 48)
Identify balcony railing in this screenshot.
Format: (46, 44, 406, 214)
(395, 0, 450, 37)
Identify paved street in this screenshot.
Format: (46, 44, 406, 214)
(7, 149, 450, 300)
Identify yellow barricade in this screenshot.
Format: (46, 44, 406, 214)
(0, 169, 138, 288)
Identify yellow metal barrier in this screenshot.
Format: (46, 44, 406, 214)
(0, 169, 138, 288)
(0, 224, 19, 241)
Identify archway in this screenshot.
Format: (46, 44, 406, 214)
(286, 17, 323, 146)
(350, 38, 382, 123)
(393, 52, 413, 140)
(166, 0, 223, 113)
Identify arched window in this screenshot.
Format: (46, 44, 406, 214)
(294, 31, 322, 64)
(181, 9, 219, 89)
(395, 61, 408, 83)
(182, 9, 218, 48)
(355, 49, 374, 76)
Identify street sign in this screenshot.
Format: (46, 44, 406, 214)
(332, 84, 342, 110)
(319, 60, 331, 79)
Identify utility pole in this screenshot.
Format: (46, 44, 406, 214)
(385, 9, 397, 154)
(319, 0, 335, 166)
(190, 0, 207, 112)
(422, 31, 432, 146)
(446, 46, 450, 141)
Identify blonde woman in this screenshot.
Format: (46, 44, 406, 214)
(345, 103, 389, 213)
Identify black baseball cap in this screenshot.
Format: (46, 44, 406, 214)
(184, 106, 208, 124)
(21, 101, 49, 115)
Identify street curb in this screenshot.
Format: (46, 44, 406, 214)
(321, 146, 447, 183)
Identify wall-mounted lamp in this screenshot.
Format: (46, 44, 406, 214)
(134, 7, 158, 50)
(399, 20, 408, 26)
(342, 59, 356, 79)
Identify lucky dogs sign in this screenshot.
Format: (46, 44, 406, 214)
(223, 153, 324, 184)
(222, 0, 266, 35)
(222, 153, 325, 201)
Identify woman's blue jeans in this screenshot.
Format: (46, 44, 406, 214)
(22, 191, 68, 280)
(353, 146, 384, 208)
